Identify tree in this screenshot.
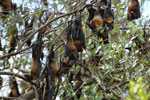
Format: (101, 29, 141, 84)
(0, 0, 150, 100)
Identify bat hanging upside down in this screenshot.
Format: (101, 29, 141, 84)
(127, 0, 141, 21)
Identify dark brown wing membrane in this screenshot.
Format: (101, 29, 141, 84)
(103, 0, 114, 30)
(65, 22, 79, 58)
(43, 72, 54, 100)
(72, 17, 86, 52)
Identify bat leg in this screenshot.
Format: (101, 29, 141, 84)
(127, 15, 131, 21)
(103, 35, 109, 44)
(97, 31, 101, 37)
(64, 69, 70, 74)
(76, 50, 79, 59)
(68, 59, 76, 66)
(131, 11, 136, 19)
(46, 65, 54, 78)
(103, 28, 109, 44)
(64, 45, 68, 57)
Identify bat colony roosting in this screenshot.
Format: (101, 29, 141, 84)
(0, 0, 141, 99)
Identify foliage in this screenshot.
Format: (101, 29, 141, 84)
(126, 77, 150, 100)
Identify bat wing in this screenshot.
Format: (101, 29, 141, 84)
(64, 44, 68, 57)
(103, 27, 109, 44)
(104, 8, 114, 19)
(45, 73, 54, 100)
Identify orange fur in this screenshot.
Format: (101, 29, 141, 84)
(67, 35, 78, 58)
(49, 58, 59, 76)
(0, 0, 12, 10)
(30, 57, 39, 79)
(104, 17, 114, 24)
(91, 14, 103, 28)
(74, 40, 83, 52)
(9, 79, 20, 97)
(11, 88, 19, 97)
(63, 58, 73, 69)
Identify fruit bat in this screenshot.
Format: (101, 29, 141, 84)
(127, 0, 141, 21)
(25, 35, 42, 80)
(29, 42, 42, 80)
(42, 73, 54, 100)
(72, 16, 86, 52)
(62, 53, 76, 74)
(87, 7, 103, 32)
(8, 34, 17, 53)
(8, 77, 20, 97)
(87, 7, 110, 43)
(87, 0, 112, 43)
(102, 0, 114, 30)
(46, 45, 59, 77)
(74, 71, 83, 100)
(64, 22, 78, 59)
(0, 0, 16, 18)
(0, 0, 12, 15)
(87, 0, 108, 31)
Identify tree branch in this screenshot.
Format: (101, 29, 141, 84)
(0, 71, 36, 85)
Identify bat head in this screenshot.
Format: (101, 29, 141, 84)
(74, 18, 80, 26)
(98, 0, 108, 10)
